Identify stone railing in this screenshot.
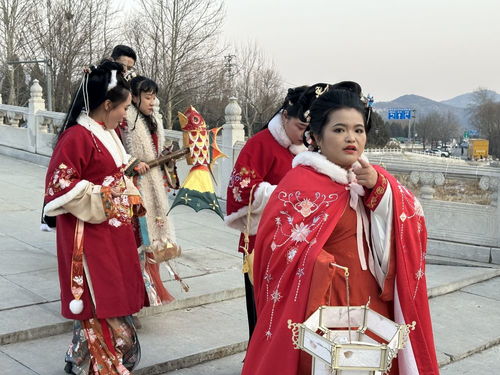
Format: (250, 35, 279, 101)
(0, 80, 56, 162)
(1, 82, 499, 264)
(374, 157, 500, 264)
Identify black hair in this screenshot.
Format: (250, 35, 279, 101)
(57, 61, 130, 142)
(130, 76, 158, 97)
(307, 81, 372, 145)
(111, 45, 137, 62)
(129, 75, 159, 134)
(260, 85, 308, 131)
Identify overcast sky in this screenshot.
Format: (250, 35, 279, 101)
(119, 0, 500, 102)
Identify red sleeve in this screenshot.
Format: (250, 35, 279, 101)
(226, 135, 273, 216)
(363, 172, 388, 211)
(44, 128, 92, 204)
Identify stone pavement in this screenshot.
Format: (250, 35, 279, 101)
(0, 154, 499, 375)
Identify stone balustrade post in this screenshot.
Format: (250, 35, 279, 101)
(479, 176, 499, 208)
(218, 97, 245, 200)
(410, 171, 445, 199)
(27, 79, 46, 153)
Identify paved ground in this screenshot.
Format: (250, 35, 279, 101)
(0, 154, 499, 375)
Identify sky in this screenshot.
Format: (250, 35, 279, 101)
(118, 0, 500, 102)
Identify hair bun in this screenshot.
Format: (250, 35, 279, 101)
(331, 81, 362, 96)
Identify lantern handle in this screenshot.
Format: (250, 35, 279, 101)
(330, 263, 351, 343)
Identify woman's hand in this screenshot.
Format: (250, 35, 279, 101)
(134, 162, 150, 175)
(353, 158, 378, 189)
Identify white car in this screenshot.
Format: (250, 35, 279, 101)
(430, 149, 450, 157)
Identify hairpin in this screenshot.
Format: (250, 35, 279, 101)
(314, 84, 329, 98)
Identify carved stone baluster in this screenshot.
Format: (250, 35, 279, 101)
(479, 176, 500, 207)
(409, 171, 445, 199)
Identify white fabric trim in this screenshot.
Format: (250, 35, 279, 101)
(76, 113, 130, 167)
(43, 180, 90, 217)
(268, 111, 307, 156)
(370, 187, 394, 288)
(268, 112, 291, 148)
(224, 181, 277, 235)
(293, 151, 354, 185)
(394, 285, 419, 374)
(289, 143, 307, 155)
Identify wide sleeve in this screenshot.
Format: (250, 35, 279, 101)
(43, 131, 99, 218)
(225, 138, 277, 235)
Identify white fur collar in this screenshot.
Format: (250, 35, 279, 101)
(268, 112, 306, 155)
(77, 113, 129, 167)
(292, 151, 369, 185)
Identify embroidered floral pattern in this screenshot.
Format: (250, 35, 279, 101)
(277, 191, 338, 218)
(46, 163, 76, 196)
(261, 189, 338, 340)
(101, 171, 135, 227)
(228, 166, 258, 204)
(396, 182, 427, 300)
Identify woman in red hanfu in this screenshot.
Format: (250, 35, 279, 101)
(225, 85, 327, 337)
(43, 61, 148, 374)
(242, 82, 439, 375)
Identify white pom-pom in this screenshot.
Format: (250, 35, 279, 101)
(69, 299, 84, 314)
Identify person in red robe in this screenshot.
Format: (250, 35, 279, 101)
(225, 85, 327, 337)
(43, 61, 148, 374)
(242, 82, 439, 375)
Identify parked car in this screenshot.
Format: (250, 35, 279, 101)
(430, 148, 450, 157)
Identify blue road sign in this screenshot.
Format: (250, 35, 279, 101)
(388, 109, 412, 120)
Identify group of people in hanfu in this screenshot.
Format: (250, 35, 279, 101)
(43, 44, 439, 374)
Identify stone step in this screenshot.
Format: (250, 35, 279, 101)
(431, 276, 500, 367)
(427, 254, 500, 269)
(426, 264, 500, 298)
(0, 268, 244, 345)
(2, 274, 499, 374)
(0, 298, 248, 375)
(161, 276, 500, 374)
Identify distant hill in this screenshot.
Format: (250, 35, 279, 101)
(373, 94, 469, 128)
(440, 90, 500, 108)
(373, 90, 500, 130)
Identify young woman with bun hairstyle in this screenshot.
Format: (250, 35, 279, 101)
(43, 61, 147, 374)
(225, 85, 327, 339)
(242, 82, 439, 375)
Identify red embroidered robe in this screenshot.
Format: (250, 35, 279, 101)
(43, 120, 145, 320)
(225, 113, 306, 253)
(242, 152, 439, 375)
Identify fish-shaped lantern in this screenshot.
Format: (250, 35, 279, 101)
(169, 106, 226, 218)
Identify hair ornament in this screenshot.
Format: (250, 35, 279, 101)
(107, 70, 118, 91)
(303, 110, 311, 123)
(315, 84, 329, 98)
(124, 68, 137, 82)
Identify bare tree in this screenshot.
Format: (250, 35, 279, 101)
(233, 42, 284, 136)
(469, 88, 500, 157)
(128, 0, 225, 129)
(415, 111, 460, 148)
(27, 0, 117, 111)
(0, 0, 34, 104)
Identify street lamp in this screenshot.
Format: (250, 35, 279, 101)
(7, 59, 53, 111)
